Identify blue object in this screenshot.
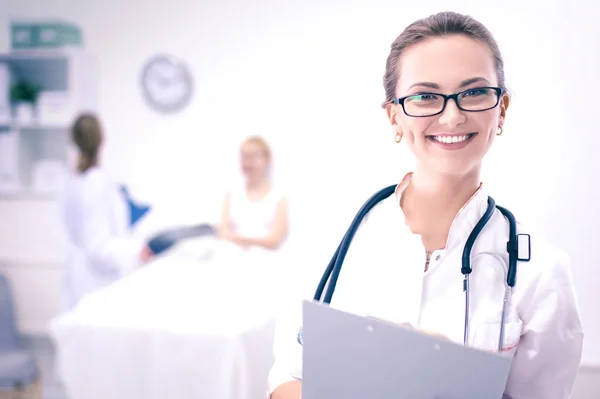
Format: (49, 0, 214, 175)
(148, 224, 216, 255)
(0, 272, 39, 390)
(120, 185, 152, 227)
(301, 184, 531, 353)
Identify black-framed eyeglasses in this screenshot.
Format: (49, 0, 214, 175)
(382, 87, 503, 118)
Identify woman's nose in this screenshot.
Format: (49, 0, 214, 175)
(438, 98, 466, 128)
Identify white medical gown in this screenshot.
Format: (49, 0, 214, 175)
(60, 167, 145, 311)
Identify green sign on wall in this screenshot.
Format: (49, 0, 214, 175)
(11, 21, 83, 50)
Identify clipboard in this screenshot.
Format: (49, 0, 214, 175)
(301, 300, 513, 399)
(147, 223, 216, 255)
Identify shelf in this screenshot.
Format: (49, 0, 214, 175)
(0, 46, 96, 194)
(20, 124, 68, 129)
(0, 47, 85, 62)
(0, 123, 69, 130)
(0, 189, 59, 201)
(0, 51, 67, 63)
(0, 257, 64, 269)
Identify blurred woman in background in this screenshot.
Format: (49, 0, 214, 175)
(218, 136, 289, 251)
(60, 113, 153, 311)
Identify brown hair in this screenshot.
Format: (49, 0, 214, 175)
(383, 11, 506, 105)
(71, 113, 103, 173)
(242, 135, 272, 162)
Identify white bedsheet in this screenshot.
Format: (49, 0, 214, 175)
(50, 240, 294, 399)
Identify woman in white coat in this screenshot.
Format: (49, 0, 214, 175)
(268, 11, 583, 399)
(61, 114, 153, 311)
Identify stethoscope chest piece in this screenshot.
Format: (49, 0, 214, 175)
(297, 327, 303, 345)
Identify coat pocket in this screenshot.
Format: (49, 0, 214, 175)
(472, 320, 523, 356)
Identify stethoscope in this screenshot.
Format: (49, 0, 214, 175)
(298, 184, 531, 353)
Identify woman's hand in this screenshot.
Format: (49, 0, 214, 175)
(399, 322, 449, 339)
(416, 328, 449, 340)
(221, 231, 250, 250)
(270, 380, 302, 399)
(231, 235, 250, 250)
(139, 245, 154, 264)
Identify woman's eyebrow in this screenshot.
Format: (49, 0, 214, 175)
(406, 77, 492, 92)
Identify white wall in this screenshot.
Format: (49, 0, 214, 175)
(3, 0, 600, 364)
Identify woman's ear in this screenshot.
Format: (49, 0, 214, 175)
(386, 104, 400, 133)
(499, 94, 510, 120)
(385, 103, 396, 124)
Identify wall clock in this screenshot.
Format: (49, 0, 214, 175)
(140, 54, 194, 114)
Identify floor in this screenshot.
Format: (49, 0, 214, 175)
(24, 336, 66, 399)
(21, 335, 600, 399)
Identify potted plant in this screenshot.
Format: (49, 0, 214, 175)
(10, 80, 41, 124)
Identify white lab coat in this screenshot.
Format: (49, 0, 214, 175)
(60, 167, 145, 311)
(268, 177, 583, 399)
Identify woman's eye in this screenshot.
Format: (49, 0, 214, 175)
(463, 88, 489, 97)
(410, 93, 438, 101)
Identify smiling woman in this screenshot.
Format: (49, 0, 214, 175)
(268, 11, 583, 399)
(384, 33, 509, 177)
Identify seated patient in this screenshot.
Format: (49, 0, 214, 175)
(218, 136, 289, 251)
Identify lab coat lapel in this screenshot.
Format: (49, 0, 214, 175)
(420, 246, 469, 344)
(419, 189, 491, 344)
(334, 195, 425, 327)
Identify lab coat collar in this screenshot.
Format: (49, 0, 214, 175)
(393, 172, 488, 250)
(444, 185, 488, 249)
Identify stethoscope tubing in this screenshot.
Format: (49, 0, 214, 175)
(306, 185, 524, 354)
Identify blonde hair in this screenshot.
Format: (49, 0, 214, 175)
(241, 135, 272, 162)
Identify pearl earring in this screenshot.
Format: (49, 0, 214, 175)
(496, 126, 503, 136)
(395, 132, 403, 143)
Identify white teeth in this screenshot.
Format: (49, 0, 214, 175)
(431, 135, 470, 144)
